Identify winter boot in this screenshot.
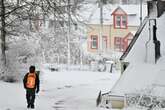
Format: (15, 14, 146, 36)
(31, 104, 35, 109)
(27, 104, 30, 108)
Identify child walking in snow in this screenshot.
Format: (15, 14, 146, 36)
(23, 66, 40, 109)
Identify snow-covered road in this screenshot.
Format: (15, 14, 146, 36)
(0, 69, 120, 110)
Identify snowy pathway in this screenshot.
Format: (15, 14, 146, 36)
(0, 70, 120, 110)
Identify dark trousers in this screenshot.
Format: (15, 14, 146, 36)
(26, 89, 36, 107)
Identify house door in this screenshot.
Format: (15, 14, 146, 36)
(102, 36, 107, 51)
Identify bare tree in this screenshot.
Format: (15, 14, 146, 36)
(1, 0, 7, 75)
(0, 0, 28, 78)
(0, 0, 84, 81)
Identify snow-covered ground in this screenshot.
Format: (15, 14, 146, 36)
(0, 69, 120, 110)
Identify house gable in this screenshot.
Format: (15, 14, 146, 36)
(112, 7, 128, 29)
(111, 7, 127, 16)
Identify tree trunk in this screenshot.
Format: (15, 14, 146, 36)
(0, 0, 7, 73)
(29, 16, 33, 31)
(17, 0, 19, 6)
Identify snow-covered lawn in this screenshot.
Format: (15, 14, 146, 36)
(0, 69, 120, 110)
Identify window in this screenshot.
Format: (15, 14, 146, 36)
(115, 15, 127, 29)
(116, 16, 121, 27)
(114, 37, 125, 52)
(91, 35, 98, 49)
(122, 16, 127, 28)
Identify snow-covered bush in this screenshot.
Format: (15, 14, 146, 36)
(2, 39, 42, 82)
(125, 85, 165, 110)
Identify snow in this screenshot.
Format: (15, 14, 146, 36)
(0, 68, 120, 110)
(110, 12, 165, 96)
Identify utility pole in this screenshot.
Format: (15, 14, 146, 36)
(67, 0, 71, 69)
(99, 0, 103, 55)
(140, 0, 142, 25)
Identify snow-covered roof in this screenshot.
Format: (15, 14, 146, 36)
(111, 12, 165, 96)
(78, 4, 147, 26)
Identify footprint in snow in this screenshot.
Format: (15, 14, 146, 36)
(55, 100, 65, 105)
(52, 106, 64, 110)
(53, 100, 65, 110)
(64, 85, 72, 88)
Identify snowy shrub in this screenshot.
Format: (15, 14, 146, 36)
(2, 39, 42, 82)
(125, 85, 165, 110)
